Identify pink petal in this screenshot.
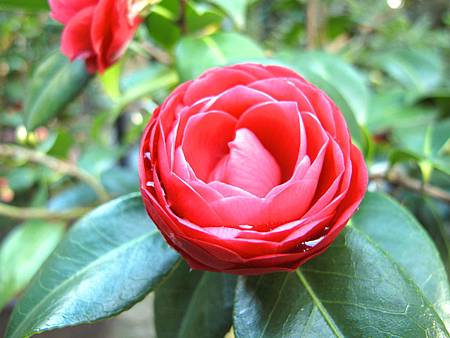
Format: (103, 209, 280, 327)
(209, 128, 282, 198)
(237, 101, 302, 181)
(249, 78, 315, 113)
(201, 85, 274, 118)
(181, 111, 237, 181)
(183, 68, 258, 105)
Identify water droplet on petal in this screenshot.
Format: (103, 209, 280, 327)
(286, 80, 296, 87)
(239, 225, 253, 230)
(304, 236, 325, 248)
(146, 181, 155, 187)
(144, 152, 151, 160)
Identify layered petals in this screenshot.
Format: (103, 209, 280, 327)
(139, 63, 368, 275)
(50, 0, 142, 73)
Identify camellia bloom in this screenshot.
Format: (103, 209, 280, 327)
(49, 0, 146, 73)
(139, 63, 368, 275)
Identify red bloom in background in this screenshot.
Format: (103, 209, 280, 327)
(139, 63, 368, 275)
(49, 0, 142, 73)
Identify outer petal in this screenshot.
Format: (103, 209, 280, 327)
(60, 7, 96, 63)
(49, 0, 97, 24)
(91, 0, 141, 72)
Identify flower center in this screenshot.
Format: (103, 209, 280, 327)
(208, 128, 282, 197)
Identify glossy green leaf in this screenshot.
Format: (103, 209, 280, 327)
(155, 261, 237, 338)
(277, 51, 368, 145)
(25, 52, 91, 130)
(176, 32, 265, 80)
(0, 0, 48, 11)
(234, 192, 450, 337)
(0, 221, 65, 311)
(351, 193, 450, 324)
(5, 194, 179, 338)
(208, 0, 249, 29)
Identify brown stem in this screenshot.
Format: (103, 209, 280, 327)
(370, 170, 450, 204)
(306, 0, 320, 49)
(178, 0, 188, 34)
(0, 203, 91, 222)
(142, 42, 172, 65)
(0, 144, 109, 202)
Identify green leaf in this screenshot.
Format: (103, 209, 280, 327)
(25, 51, 91, 130)
(176, 32, 265, 80)
(155, 261, 236, 338)
(5, 194, 179, 338)
(0, 0, 48, 11)
(101, 166, 139, 196)
(7, 167, 38, 192)
(119, 65, 178, 107)
(77, 144, 123, 177)
(370, 49, 444, 100)
(146, 0, 224, 49)
(391, 119, 450, 177)
(351, 193, 450, 324)
(47, 184, 98, 212)
(99, 61, 123, 101)
(208, 0, 249, 29)
(107, 65, 178, 123)
(37, 129, 74, 158)
(234, 192, 450, 337)
(0, 221, 65, 311)
(366, 91, 437, 134)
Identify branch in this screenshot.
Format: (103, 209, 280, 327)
(370, 169, 450, 204)
(0, 203, 91, 221)
(0, 144, 109, 202)
(306, 0, 320, 49)
(141, 42, 173, 65)
(178, 0, 188, 34)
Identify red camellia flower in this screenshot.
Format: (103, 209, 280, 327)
(49, 0, 144, 73)
(139, 63, 368, 275)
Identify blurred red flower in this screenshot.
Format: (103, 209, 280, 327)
(49, 0, 141, 73)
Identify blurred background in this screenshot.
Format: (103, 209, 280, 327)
(1, 0, 449, 337)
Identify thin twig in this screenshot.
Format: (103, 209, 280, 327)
(178, 0, 188, 34)
(0, 203, 91, 221)
(306, 0, 320, 49)
(370, 169, 450, 204)
(141, 42, 172, 65)
(0, 144, 109, 202)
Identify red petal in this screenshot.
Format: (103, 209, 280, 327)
(209, 128, 282, 197)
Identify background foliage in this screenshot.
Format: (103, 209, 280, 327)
(0, 0, 450, 337)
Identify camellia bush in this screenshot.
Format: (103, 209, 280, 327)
(1, 0, 450, 337)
